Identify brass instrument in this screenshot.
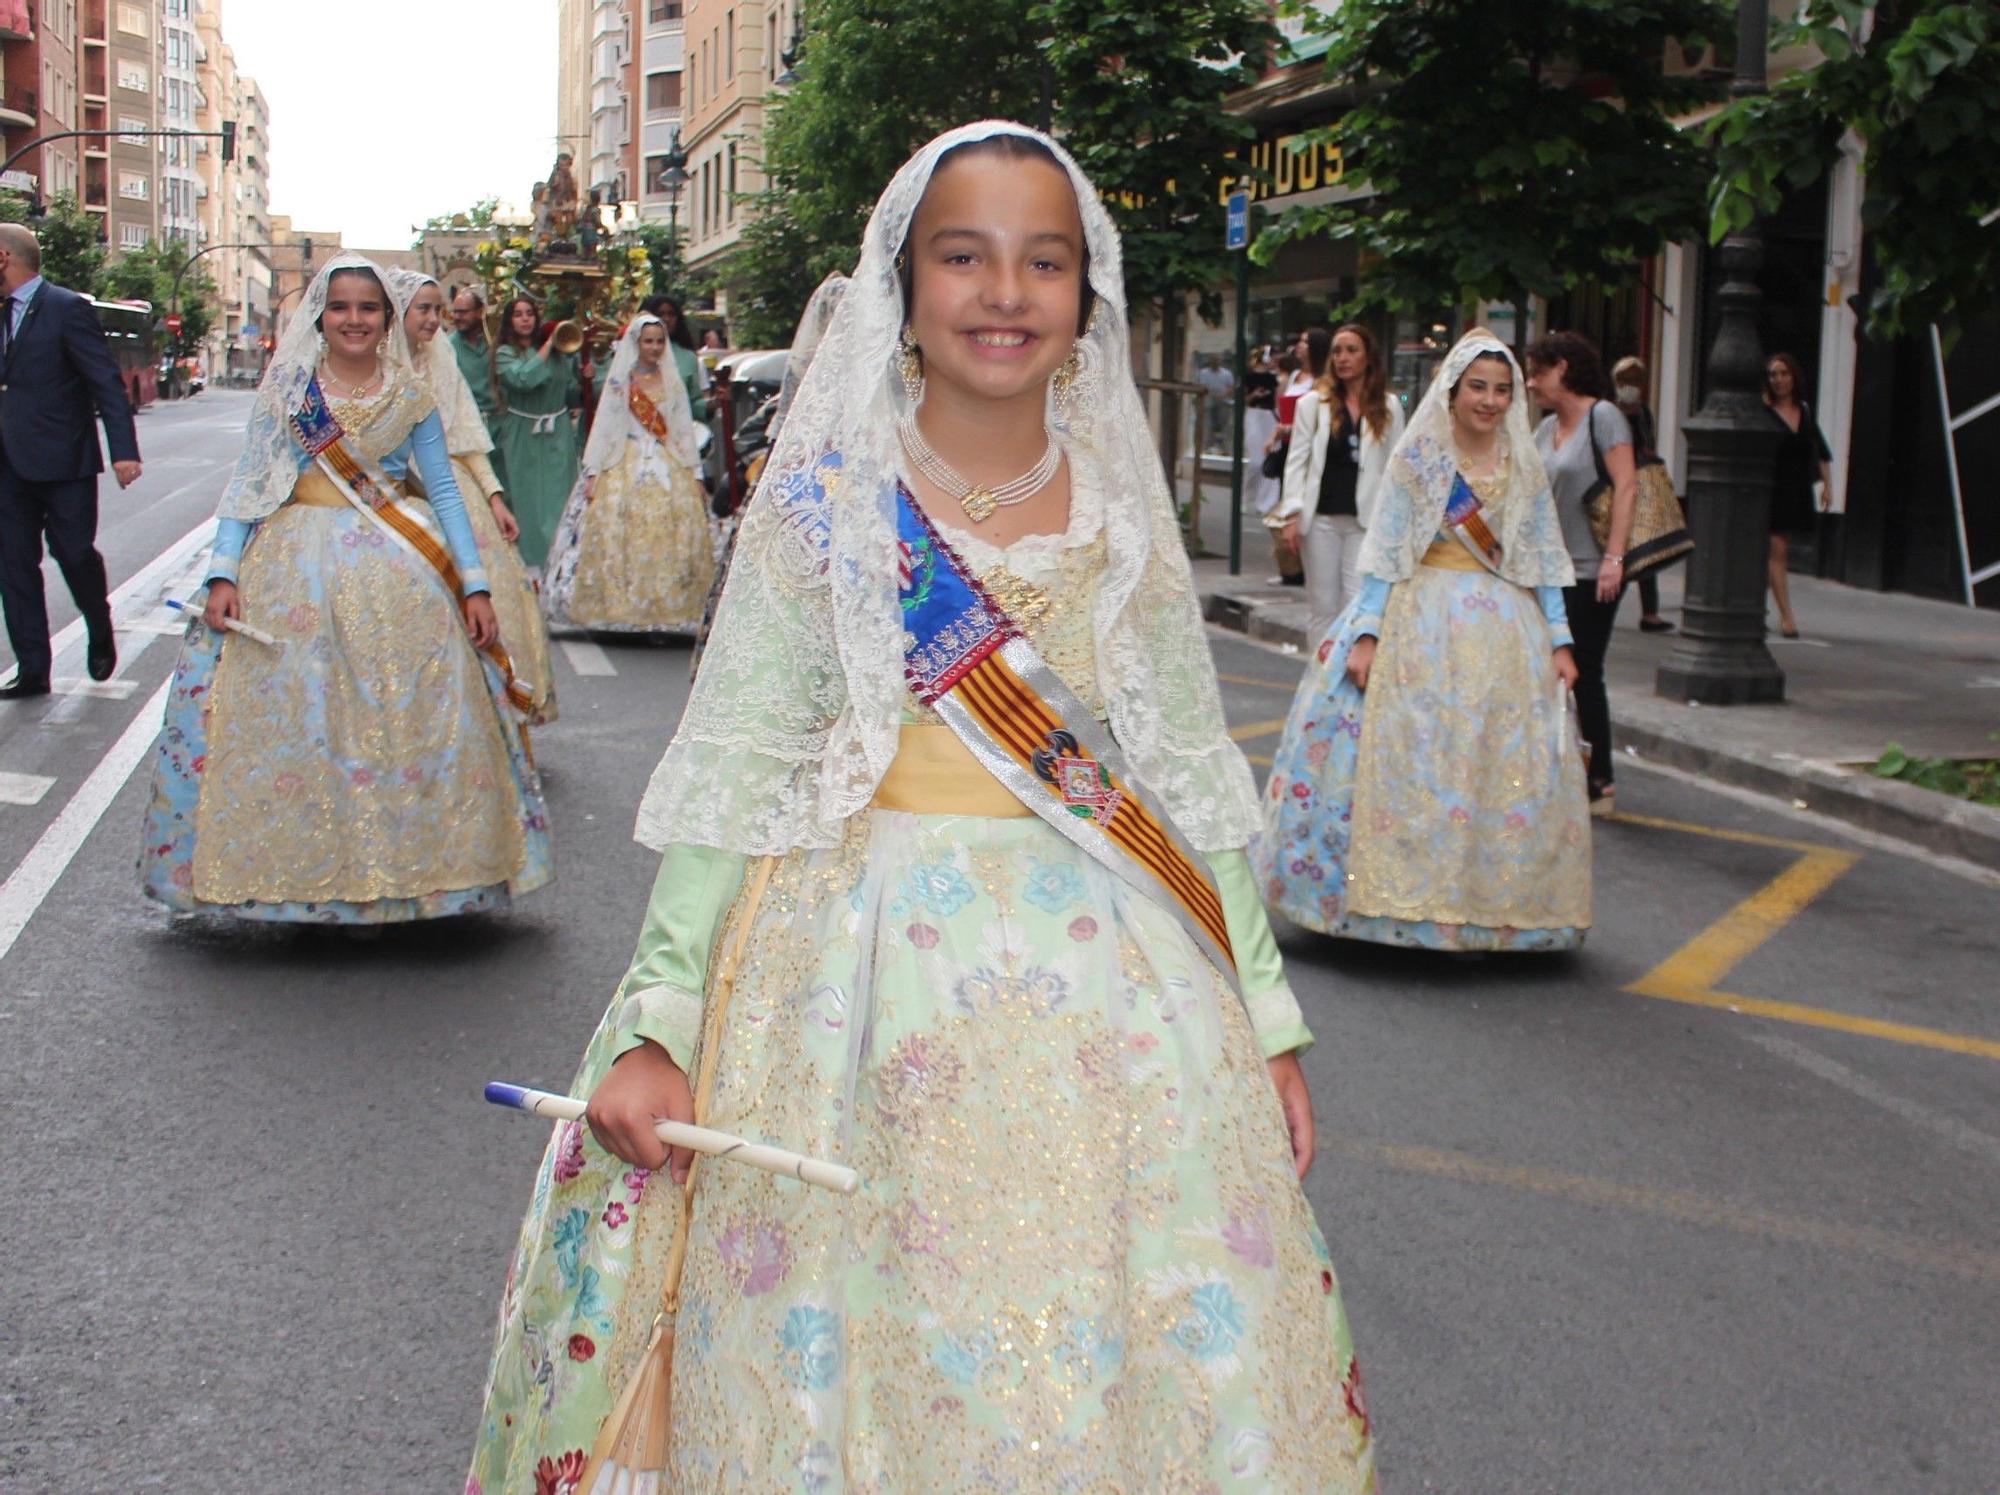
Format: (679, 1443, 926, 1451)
(551, 319, 585, 354)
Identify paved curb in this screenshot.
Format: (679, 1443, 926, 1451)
(1202, 588, 2000, 876)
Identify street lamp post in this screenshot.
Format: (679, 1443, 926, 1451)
(1655, 0, 1785, 705)
(658, 127, 688, 295)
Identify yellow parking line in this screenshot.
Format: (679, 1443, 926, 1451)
(1227, 718, 1288, 743)
(1216, 673, 1296, 691)
(1620, 817, 2000, 1062)
(1330, 1135, 2000, 1283)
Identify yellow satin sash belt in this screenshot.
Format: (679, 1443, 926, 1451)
(1421, 535, 1487, 572)
(290, 467, 404, 510)
(870, 724, 1032, 818)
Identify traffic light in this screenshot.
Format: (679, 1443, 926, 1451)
(221, 120, 236, 163)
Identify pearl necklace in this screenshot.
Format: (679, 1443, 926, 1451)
(898, 415, 1061, 523)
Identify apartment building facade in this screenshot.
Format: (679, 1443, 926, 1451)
(0, 0, 82, 207)
(587, 0, 631, 206)
(634, 0, 684, 228)
(676, 0, 795, 281)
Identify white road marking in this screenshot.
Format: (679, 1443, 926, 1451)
(560, 639, 618, 677)
(50, 677, 139, 701)
(0, 676, 170, 964)
(0, 771, 55, 807)
(1747, 1030, 2000, 1169)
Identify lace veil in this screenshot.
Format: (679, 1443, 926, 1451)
(218, 253, 421, 521)
(1357, 330, 1575, 589)
(634, 120, 1262, 855)
(384, 268, 493, 459)
(775, 273, 848, 435)
(583, 314, 700, 472)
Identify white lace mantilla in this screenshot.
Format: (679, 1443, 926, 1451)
(634, 122, 1262, 856)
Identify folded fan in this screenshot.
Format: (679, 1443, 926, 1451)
(484, 1081, 859, 1195)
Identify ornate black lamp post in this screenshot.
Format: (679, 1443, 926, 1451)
(658, 127, 688, 294)
(1656, 0, 1785, 704)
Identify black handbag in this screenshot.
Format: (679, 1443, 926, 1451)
(1260, 439, 1288, 480)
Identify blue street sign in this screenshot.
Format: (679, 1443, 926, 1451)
(1225, 191, 1250, 251)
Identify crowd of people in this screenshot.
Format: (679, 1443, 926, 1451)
(0, 114, 1846, 1493)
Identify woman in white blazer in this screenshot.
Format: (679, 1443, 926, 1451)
(1272, 323, 1406, 643)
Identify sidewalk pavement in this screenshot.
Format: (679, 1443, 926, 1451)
(1179, 474, 2000, 873)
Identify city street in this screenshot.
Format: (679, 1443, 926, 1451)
(1, 393, 1995, 1492)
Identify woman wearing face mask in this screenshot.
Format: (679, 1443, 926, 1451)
(1255, 331, 1589, 952)
(1272, 322, 1407, 643)
(1764, 351, 1832, 640)
(540, 314, 716, 633)
(137, 257, 553, 923)
(491, 293, 582, 572)
(469, 123, 1373, 1493)
(387, 270, 559, 724)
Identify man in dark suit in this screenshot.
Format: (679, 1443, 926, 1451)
(0, 221, 142, 699)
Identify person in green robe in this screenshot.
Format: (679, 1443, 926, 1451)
(641, 293, 708, 421)
(447, 288, 506, 489)
(491, 294, 581, 571)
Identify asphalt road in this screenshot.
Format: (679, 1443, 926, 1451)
(2, 392, 1995, 1492)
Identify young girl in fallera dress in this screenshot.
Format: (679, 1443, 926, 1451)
(468, 124, 1374, 1493)
(137, 256, 552, 923)
(1255, 331, 1591, 952)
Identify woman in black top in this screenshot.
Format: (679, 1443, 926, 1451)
(1764, 352, 1832, 639)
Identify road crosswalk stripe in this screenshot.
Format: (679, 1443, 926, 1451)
(0, 771, 55, 807)
(560, 639, 618, 677)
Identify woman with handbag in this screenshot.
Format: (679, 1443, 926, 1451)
(1271, 323, 1406, 644)
(1253, 331, 1588, 952)
(1526, 332, 1637, 817)
(1612, 356, 1673, 634)
(1764, 351, 1833, 640)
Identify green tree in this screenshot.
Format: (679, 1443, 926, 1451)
(414, 195, 499, 248)
(0, 190, 109, 292)
(98, 238, 220, 356)
(1707, 1, 2000, 336)
(723, 0, 1046, 348)
(1255, 0, 1729, 327)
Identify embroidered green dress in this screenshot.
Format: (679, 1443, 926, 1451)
(493, 344, 581, 570)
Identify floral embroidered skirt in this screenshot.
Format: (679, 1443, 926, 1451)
(541, 442, 717, 634)
(468, 811, 1374, 1493)
(1253, 562, 1591, 950)
(456, 456, 559, 726)
(137, 500, 554, 923)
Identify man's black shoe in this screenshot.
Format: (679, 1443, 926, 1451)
(87, 624, 117, 681)
(0, 675, 52, 700)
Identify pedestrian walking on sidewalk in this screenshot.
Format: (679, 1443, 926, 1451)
(1254, 330, 1589, 952)
(1764, 351, 1832, 639)
(1272, 322, 1406, 644)
(0, 222, 141, 700)
(540, 314, 716, 634)
(136, 256, 552, 923)
(1612, 355, 1673, 634)
(469, 121, 1373, 1495)
(389, 269, 559, 725)
(1527, 331, 1637, 816)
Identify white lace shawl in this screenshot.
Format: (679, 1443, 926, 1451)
(583, 315, 700, 473)
(385, 268, 493, 460)
(218, 254, 428, 521)
(633, 120, 1262, 855)
(1357, 331, 1577, 590)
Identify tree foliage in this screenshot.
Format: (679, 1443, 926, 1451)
(99, 239, 220, 353)
(1035, 0, 1277, 319)
(1254, 0, 1729, 320)
(1707, 0, 2000, 336)
(0, 190, 109, 293)
(723, 0, 1044, 348)
(414, 196, 499, 247)
(723, 0, 1277, 348)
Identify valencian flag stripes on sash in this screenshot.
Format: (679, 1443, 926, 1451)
(896, 484, 1238, 989)
(291, 379, 538, 717)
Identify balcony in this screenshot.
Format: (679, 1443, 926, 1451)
(0, 1, 32, 43)
(82, 0, 104, 42)
(0, 85, 36, 129)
